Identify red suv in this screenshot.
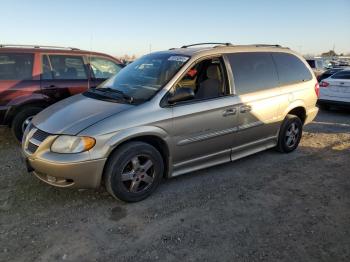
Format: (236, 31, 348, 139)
(0, 45, 123, 140)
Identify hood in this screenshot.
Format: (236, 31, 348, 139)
(32, 94, 133, 135)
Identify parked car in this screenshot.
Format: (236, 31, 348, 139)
(22, 43, 319, 202)
(306, 58, 325, 78)
(0, 44, 123, 141)
(317, 67, 345, 82)
(318, 70, 350, 109)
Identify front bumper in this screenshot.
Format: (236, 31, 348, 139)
(26, 157, 106, 188)
(22, 127, 107, 189)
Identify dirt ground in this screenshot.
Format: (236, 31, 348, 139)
(0, 108, 349, 262)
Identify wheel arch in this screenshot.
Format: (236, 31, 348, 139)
(102, 128, 172, 181)
(282, 100, 307, 124)
(6, 99, 49, 127)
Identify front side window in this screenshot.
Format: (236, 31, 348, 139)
(0, 53, 33, 80)
(90, 57, 122, 79)
(273, 53, 313, 85)
(49, 55, 87, 80)
(227, 52, 279, 95)
(331, 70, 350, 80)
(96, 53, 189, 101)
(173, 57, 228, 101)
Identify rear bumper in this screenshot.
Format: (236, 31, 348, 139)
(26, 156, 107, 188)
(304, 106, 319, 125)
(318, 99, 350, 108)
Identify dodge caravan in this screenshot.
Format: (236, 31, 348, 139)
(22, 43, 319, 202)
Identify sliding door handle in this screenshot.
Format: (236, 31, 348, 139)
(240, 105, 252, 113)
(223, 108, 237, 116)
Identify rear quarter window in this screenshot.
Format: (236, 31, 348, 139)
(227, 52, 279, 95)
(273, 53, 313, 85)
(0, 53, 34, 80)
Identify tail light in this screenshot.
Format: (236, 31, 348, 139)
(315, 82, 320, 98)
(319, 81, 329, 88)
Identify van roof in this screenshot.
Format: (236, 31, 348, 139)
(153, 43, 292, 57)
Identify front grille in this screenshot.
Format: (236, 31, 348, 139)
(27, 142, 39, 154)
(32, 128, 50, 142)
(25, 126, 52, 154)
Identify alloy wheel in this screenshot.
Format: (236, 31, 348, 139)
(121, 155, 155, 193)
(285, 122, 300, 148)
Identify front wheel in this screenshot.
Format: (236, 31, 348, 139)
(276, 114, 303, 153)
(104, 142, 164, 202)
(11, 107, 43, 142)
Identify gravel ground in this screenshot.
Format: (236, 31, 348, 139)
(0, 109, 349, 262)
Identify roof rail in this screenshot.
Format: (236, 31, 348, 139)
(181, 43, 233, 48)
(250, 44, 282, 48)
(0, 44, 80, 50)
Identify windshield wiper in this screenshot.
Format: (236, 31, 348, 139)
(94, 87, 134, 103)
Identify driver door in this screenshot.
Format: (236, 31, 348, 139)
(168, 57, 240, 175)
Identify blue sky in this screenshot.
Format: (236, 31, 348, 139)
(1, 0, 349, 57)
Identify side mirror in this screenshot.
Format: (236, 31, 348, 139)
(168, 87, 195, 104)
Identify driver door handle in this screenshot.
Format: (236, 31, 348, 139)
(44, 84, 57, 89)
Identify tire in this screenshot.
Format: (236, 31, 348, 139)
(276, 114, 303, 153)
(11, 106, 43, 142)
(104, 141, 164, 202)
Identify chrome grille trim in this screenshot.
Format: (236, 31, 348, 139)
(24, 126, 52, 155)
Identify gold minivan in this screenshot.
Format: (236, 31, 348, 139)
(22, 43, 319, 202)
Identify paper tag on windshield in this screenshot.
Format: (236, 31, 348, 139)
(168, 56, 189, 62)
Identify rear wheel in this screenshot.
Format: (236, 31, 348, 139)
(105, 142, 164, 202)
(11, 106, 42, 142)
(277, 114, 303, 153)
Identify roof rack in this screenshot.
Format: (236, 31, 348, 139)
(250, 44, 282, 47)
(0, 44, 80, 50)
(181, 43, 233, 48)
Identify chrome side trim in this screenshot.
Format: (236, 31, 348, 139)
(238, 120, 263, 131)
(177, 127, 238, 146)
(177, 121, 264, 146)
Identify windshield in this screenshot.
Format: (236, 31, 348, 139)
(97, 53, 190, 101)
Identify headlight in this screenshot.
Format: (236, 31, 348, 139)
(51, 135, 95, 153)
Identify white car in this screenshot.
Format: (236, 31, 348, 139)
(318, 70, 350, 108)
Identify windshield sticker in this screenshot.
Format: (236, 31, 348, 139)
(168, 56, 189, 62)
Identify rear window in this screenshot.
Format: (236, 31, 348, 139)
(0, 53, 34, 80)
(273, 53, 313, 85)
(331, 70, 350, 80)
(227, 52, 279, 95)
